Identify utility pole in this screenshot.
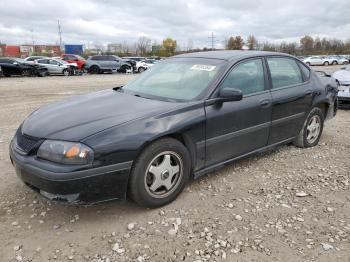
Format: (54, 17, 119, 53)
(58, 20, 63, 51)
(208, 32, 216, 50)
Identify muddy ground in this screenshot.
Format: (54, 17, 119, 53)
(0, 66, 349, 262)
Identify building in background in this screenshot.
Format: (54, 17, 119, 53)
(0, 44, 5, 56)
(107, 43, 122, 53)
(64, 44, 84, 55)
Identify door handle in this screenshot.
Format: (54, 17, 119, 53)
(260, 99, 271, 108)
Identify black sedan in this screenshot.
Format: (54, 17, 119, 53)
(9, 51, 338, 207)
(0, 57, 48, 77)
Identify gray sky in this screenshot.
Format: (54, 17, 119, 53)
(1, 0, 349, 49)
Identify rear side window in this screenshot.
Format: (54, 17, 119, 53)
(267, 57, 303, 88)
(219, 58, 265, 95)
(297, 61, 311, 80)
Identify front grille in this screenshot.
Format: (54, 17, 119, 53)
(16, 128, 42, 154)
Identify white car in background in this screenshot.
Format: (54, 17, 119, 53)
(135, 61, 149, 73)
(332, 65, 350, 109)
(303, 56, 325, 66)
(34, 58, 73, 76)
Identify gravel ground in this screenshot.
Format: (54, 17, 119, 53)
(0, 66, 349, 262)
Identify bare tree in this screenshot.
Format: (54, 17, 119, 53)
(121, 40, 130, 55)
(247, 35, 258, 50)
(137, 36, 151, 56)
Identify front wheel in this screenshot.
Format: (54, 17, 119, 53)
(128, 138, 191, 208)
(293, 107, 324, 148)
(62, 69, 69, 76)
(323, 61, 329, 66)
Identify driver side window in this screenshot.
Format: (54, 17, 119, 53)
(219, 59, 265, 95)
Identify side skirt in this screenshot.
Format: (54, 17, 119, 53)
(193, 137, 295, 179)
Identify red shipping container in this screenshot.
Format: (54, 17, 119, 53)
(6, 45, 20, 57)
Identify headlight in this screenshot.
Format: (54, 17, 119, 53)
(37, 140, 94, 165)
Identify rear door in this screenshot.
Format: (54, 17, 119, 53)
(37, 59, 54, 73)
(266, 57, 313, 145)
(205, 58, 272, 166)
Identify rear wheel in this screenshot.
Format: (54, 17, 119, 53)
(128, 138, 191, 208)
(293, 107, 324, 148)
(332, 61, 338, 65)
(119, 65, 131, 73)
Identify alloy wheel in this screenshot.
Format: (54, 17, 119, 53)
(306, 115, 321, 144)
(144, 151, 183, 198)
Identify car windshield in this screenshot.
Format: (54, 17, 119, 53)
(123, 58, 226, 101)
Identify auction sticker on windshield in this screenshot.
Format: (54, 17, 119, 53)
(190, 64, 216, 71)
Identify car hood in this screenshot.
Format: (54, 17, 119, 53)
(22, 90, 179, 141)
(332, 70, 350, 82)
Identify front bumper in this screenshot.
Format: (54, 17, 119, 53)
(9, 139, 132, 204)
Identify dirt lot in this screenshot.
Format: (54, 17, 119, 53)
(0, 66, 349, 262)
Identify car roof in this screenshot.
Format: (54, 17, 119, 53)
(174, 50, 292, 61)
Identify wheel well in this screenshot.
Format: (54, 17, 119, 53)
(316, 103, 329, 119)
(136, 134, 196, 173)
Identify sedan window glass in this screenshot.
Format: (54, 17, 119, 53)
(297, 61, 311, 80)
(123, 58, 225, 101)
(219, 59, 265, 95)
(267, 57, 303, 88)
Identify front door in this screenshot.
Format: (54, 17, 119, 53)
(205, 58, 272, 166)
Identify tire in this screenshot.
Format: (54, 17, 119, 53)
(63, 69, 69, 76)
(293, 107, 324, 148)
(119, 65, 131, 73)
(128, 138, 191, 208)
(323, 61, 329, 66)
(89, 65, 100, 74)
(138, 67, 146, 73)
(342, 61, 349, 65)
(332, 61, 338, 65)
(306, 62, 311, 66)
(21, 69, 31, 77)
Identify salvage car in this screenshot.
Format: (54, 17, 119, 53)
(85, 55, 133, 74)
(34, 58, 76, 76)
(0, 57, 48, 77)
(332, 65, 350, 108)
(61, 54, 86, 72)
(9, 51, 338, 207)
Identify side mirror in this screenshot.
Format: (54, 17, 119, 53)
(217, 88, 243, 102)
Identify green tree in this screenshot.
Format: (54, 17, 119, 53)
(162, 38, 177, 56)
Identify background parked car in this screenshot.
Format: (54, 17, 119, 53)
(328, 56, 349, 65)
(0, 57, 48, 77)
(303, 56, 325, 66)
(332, 65, 350, 109)
(34, 58, 73, 76)
(135, 61, 149, 73)
(85, 55, 133, 74)
(142, 59, 158, 67)
(24, 56, 47, 64)
(61, 54, 86, 72)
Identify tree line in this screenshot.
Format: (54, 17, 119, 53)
(87, 35, 350, 58)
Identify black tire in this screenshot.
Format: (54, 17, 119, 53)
(293, 107, 324, 148)
(119, 65, 131, 73)
(89, 65, 100, 74)
(332, 61, 338, 65)
(138, 67, 146, 73)
(323, 61, 329, 66)
(21, 69, 31, 77)
(62, 69, 69, 76)
(128, 138, 191, 208)
(342, 61, 349, 65)
(306, 62, 311, 66)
